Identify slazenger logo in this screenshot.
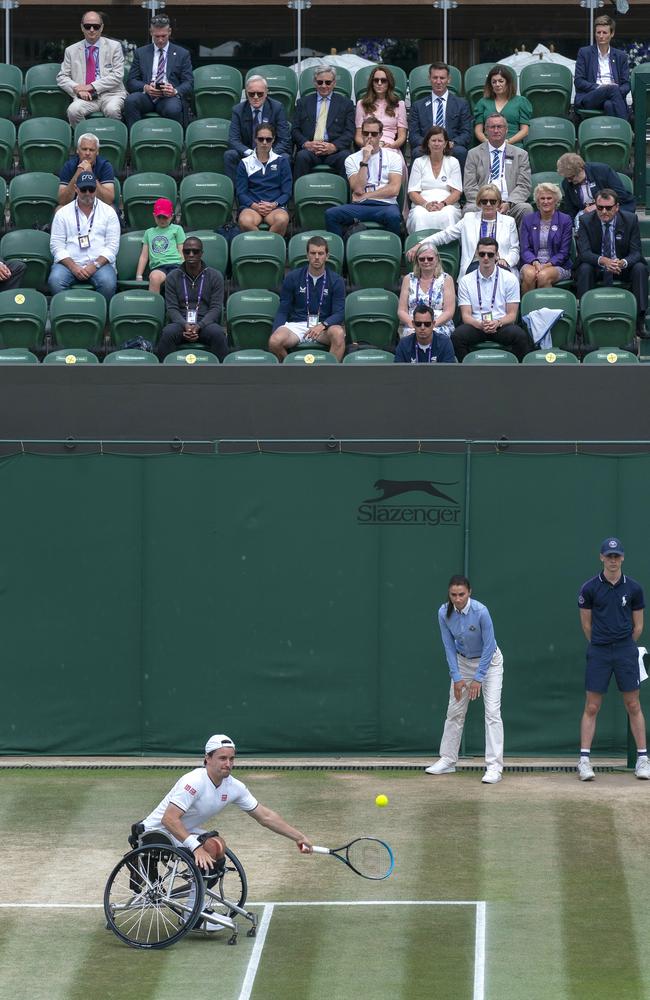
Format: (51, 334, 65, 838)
(357, 479, 461, 526)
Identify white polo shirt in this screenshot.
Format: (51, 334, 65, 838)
(142, 767, 258, 840)
(457, 266, 520, 321)
(344, 147, 402, 204)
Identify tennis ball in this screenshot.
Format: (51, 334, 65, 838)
(375, 794, 389, 807)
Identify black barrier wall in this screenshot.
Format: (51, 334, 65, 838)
(3, 450, 649, 757)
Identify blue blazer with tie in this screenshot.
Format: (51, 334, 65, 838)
(127, 42, 193, 98)
(574, 45, 630, 105)
(561, 162, 636, 219)
(291, 92, 356, 151)
(408, 92, 473, 156)
(576, 208, 642, 269)
(228, 98, 292, 158)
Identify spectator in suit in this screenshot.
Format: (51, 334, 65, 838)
(124, 15, 193, 129)
(556, 153, 636, 223)
(575, 188, 648, 333)
(224, 76, 291, 184)
(463, 114, 533, 228)
(408, 62, 473, 171)
(574, 15, 630, 120)
(520, 183, 573, 292)
(292, 64, 356, 180)
(57, 10, 126, 126)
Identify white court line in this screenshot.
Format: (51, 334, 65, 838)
(0, 899, 481, 909)
(236, 903, 274, 1000)
(473, 900, 486, 1000)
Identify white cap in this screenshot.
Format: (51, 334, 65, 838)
(205, 733, 235, 754)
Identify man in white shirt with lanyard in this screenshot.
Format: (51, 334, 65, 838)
(463, 115, 532, 229)
(325, 115, 402, 237)
(48, 170, 120, 301)
(452, 236, 532, 361)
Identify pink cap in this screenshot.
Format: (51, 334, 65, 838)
(153, 197, 174, 217)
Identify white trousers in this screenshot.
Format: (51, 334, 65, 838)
(438, 647, 504, 769)
(67, 92, 125, 126)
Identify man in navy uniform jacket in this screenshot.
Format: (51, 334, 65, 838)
(124, 15, 193, 128)
(574, 14, 630, 119)
(395, 305, 456, 363)
(224, 75, 291, 183)
(268, 236, 346, 361)
(556, 154, 636, 221)
(408, 63, 473, 170)
(292, 64, 355, 180)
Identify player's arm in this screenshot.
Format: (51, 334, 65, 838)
(161, 803, 214, 871)
(247, 803, 312, 851)
(632, 609, 644, 642)
(579, 608, 592, 642)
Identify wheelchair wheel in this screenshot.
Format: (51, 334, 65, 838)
(104, 844, 205, 949)
(203, 847, 248, 919)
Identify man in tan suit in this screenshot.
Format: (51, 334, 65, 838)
(57, 11, 126, 126)
(462, 114, 533, 228)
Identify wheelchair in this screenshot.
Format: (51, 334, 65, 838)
(103, 824, 258, 949)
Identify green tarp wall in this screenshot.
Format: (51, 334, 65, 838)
(3, 451, 650, 756)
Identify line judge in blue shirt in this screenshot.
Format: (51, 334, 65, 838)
(425, 574, 504, 783)
(577, 538, 650, 782)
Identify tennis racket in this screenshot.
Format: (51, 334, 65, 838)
(307, 837, 394, 880)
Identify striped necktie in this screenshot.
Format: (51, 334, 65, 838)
(154, 49, 166, 88)
(435, 98, 444, 127)
(490, 148, 500, 181)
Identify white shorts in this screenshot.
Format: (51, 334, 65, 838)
(282, 321, 323, 344)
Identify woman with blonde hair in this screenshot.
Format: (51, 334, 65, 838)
(519, 182, 573, 292)
(474, 64, 531, 145)
(397, 243, 455, 339)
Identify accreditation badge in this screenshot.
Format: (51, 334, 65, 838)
(186, 309, 198, 325)
(78, 235, 90, 250)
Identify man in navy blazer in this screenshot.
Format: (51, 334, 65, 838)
(575, 188, 648, 332)
(574, 15, 630, 119)
(408, 63, 473, 170)
(224, 76, 291, 183)
(292, 64, 355, 180)
(557, 154, 636, 220)
(124, 15, 193, 128)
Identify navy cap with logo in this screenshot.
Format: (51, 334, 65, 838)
(600, 537, 624, 556)
(77, 171, 96, 190)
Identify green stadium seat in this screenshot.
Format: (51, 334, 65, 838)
(578, 116, 633, 172)
(579, 288, 637, 349)
(287, 231, 344, 274)
(9, 172, 59, 229)
(0, 175, 6, 216)
(582, 348, 639, 364)
(520, 287, 578, 349)
(129, 118, 184, 174)
(0, 119, 16, 174)
(185, 118, 230, 173)
(0, 347, 39, 364)
(298, 65, 352, 100)
(408, 63, 462, 103)
(18, 117, 72, 174)
(519, 63, 573, 118)
(0, 230, 53, 291)
(522, 349, 579, 365)
(103, 348, 159, 364)
(345, 230, 402, 289)
(353, 64, 407, 101)
(184, 230, 228, 274)
(344, 288, 398, 350)
(523, 118, 576, 174)
(463, 63, 495, 110)
(108, 290, 166, 347)
(50, 289, 107, 350)
(0, 289, 48, 349)
(122, 173, 177, 230)
(403, 229, 460, 280)
(293, 173, 348, 230)
(0, 63, 23, 120)
(116, 231, 145, 290)
(43, 348, 98, 364)
(246, 65, 297, 116)
(74, 118, 128, 173)
(193, 65, 243, 120)
(462, 349, 519, 364)
(222, 349, 278, 364)
(226, 288, 279, 349)
(283, 348, 338, 364)
(616, 171, 634, 195)
(638, 217, 650, 238)
(342, 348, 394, 364)
(179, 172, 233, 230)
(230, 231, 286, 290)
(25, 63, 69, 119)
(163, 348, 220, 364)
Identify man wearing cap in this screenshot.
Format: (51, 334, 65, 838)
(56, 10, 126, 127)
(577, 538, 650, 781)
(140, 734, 313, 875)
(158, 236, 227, 361)
(48, 171, 120, 302)
(58, 133, 115, 208)
(124, 15, 193, 129)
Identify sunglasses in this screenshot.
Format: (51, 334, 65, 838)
(373, 77, 388, 84)
(413, 320, 432, 327)
(478, 251, 496, 258)
(418, 256, 436, 263)
(183, 248, 202, 255)
(479, 198, 498, 205)
(596, 204, 616, 211)
(362, 130, 380, 137)
(315, 79, 334, 85)
(77, 186, 95, 193)
(82, 22, 101, 29)
(256, 136, 273, 143)
(247, 91, 265, 98)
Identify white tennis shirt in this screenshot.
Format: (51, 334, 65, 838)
(142, 767, 259, 837)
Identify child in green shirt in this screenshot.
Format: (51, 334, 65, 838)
(136, 197, 185, 293)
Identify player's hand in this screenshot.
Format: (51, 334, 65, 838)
(468, 681, 482, 701)
(453, 680, 467, 701)
(193, 846, 216, 871)
(298, 838, 313, 853)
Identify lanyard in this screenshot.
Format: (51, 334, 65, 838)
(365, 149, 383, 191)
(476, 268, 499, 312)
(75, 199, 97, 238)
(304, 268, 327, 319)
(182, 271, 205, 311)
(415, 342, 433, 364)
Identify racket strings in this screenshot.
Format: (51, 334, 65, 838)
(346, 838, 391, 879)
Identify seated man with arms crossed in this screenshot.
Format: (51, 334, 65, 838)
(452, 236, 532, 362)
(269, 236, 346, 361)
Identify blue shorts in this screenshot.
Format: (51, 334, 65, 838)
(585, 640, 640, 694)
(150, 263, 180, 275)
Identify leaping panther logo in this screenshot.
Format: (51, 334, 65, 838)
(363, 479, 458, 505)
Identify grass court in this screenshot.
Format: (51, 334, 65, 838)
(0, 766, 648, 1000)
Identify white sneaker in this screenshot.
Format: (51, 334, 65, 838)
(635, 756, 650, 779)
(481, 767, 502, 784)
(577, 758, 595, 781)
(201, 908, 227, 933)
(424, 759, 456, 775)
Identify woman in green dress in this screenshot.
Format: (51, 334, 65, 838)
(474, 64, 532, 145)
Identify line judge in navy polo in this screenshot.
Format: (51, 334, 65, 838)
(577, 537, 650, 781)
